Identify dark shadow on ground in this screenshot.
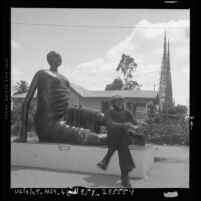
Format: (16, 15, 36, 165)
(11, 165, 105, 177)
(83, 174, 121, 188)
(83, 173, 143, 188)
(154, 157, 188, 163)
(11, 166, 28, 171)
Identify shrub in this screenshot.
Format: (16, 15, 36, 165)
(11, 100, 36, 136)
(146, 114, 189, 145)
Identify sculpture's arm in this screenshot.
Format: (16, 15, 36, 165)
(20, 71, 41, 139)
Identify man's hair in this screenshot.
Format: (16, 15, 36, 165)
(47, 51, 62, 66)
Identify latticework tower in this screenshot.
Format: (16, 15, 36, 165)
(159, 33, 174, 113)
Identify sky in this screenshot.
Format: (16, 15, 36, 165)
(11, 8, 190, 107)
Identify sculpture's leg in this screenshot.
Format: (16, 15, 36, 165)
(73, 108, 78, 127)
(76, 128, 106, 145)
(64, 107, 75, 125)
(13, 126, 27, 143)
(78, 108, 103, 132)
(58, 107, 107, 145)
(38, 120, 104, 145)
(84, 109, 91, 129)
(77, 108, 82, 127)
(79, 109, 85, 128)
(83, 109, 89, 128)
(71, 108, 76, 126)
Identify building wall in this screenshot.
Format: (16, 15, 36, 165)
(12, 89, 156, 121)
(80, 98, 150, 120)
(68, 91, 104, 112)
(68, 90, 102, 111)
(81, 99, 102, 112)
(68, 89, 82, 106)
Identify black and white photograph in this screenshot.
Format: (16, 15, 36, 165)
(10, 7, 190, 192)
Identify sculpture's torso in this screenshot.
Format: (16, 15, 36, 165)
(34, 70, 70, 129)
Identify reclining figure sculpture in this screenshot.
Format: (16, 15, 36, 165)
(14, 51, 146, 146)
(14, 51, 107, 145)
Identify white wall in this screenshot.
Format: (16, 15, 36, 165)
(68, 91, 101, 112)
(81, 99, 101, 112)
(68, 89, 82, 106)
(65, 89, 155, 119)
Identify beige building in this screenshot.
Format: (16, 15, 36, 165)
(11, 83, 159, 120)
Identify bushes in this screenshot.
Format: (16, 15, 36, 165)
(143, 102, 189, 145)
(11, 100, 36, 136)
(100, 109, 189, 146)
(147, 115, 189, 145)
(11, 105, 22, 136)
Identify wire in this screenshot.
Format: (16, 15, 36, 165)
(11, 22, 188, 29)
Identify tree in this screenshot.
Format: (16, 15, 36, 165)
(116, 54, 140, 90)
(168, 104, 188, 115)
(13, 80, 29, 95)
(105, 77, 123, 90)
(105, 54, 141, 90)
(145, 101, 157, 139)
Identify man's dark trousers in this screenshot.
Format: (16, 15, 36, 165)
(101, 132, 135, 175)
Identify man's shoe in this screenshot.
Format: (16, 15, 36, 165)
(96, 161, 107, 171)
(121, 177, 132, 188)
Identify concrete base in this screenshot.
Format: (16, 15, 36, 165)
(11, 140, 155, 178)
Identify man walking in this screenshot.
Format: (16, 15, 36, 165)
(96, 95, 139, 188)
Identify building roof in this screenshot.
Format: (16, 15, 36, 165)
(83, 90, 158, 99)
(12, 83, 158, 100)
(70, 83, 88, 97)
(11, 91, 37, 99)
(70, 83, 158, 99)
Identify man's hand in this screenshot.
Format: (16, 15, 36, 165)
(140, 122, 148, 127)
(124, 122, 139, 130)
(124, 122, 132, 129)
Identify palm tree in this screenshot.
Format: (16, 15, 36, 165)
(13, 80, 29, 95)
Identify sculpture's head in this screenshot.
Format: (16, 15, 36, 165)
(110, 95, 125, 111)
(47, 51, 62, 69)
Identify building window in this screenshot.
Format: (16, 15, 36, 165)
(101, 101, 110, 113)
(136, 102, 146, 107)
(135, 102, 146, 120)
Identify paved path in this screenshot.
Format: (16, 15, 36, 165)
(11, 144, 189, 188)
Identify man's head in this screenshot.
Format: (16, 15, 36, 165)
(110, 95, 125, 111)
(47, 51, 62, 68)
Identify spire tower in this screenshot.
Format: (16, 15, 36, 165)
(159, 33, 174, 113)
